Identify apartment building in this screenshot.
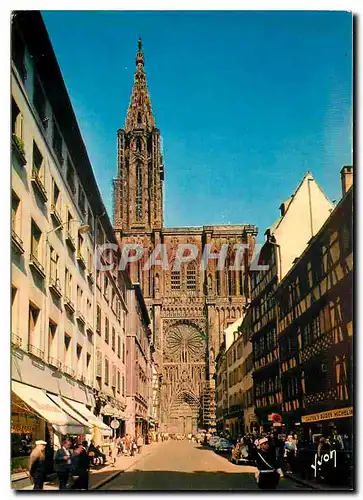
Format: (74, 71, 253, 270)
(249, 172, 333, 430)
(125, 284, 154, 438)
(11, 12, 129, 452)
(275, 167, 353, 437)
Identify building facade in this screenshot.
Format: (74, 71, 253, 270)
(112, 39, 258, 434)
(11, 12, 131, 455)
(249, 172, 334, 429)
(125, 284, 154, 437)
(214, 313, 256, 437)
(276, 167, 353, 436)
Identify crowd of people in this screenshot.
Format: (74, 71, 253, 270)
(210, 427, 352, 488)
(27, 434, 147, 490)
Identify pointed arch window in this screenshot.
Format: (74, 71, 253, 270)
(137, 111, 142, 124)
(136, 136, 142, 153)
(239, 270, 244, 296)
(216, 269, 221, 296)
(228, 270, 236, 296)
(186, 264, 196, 291)
(136, 162, 142, 221)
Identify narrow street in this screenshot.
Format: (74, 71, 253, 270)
(100, 440, 313, 491)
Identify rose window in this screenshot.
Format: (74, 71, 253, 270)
(165, 324, 205, 363)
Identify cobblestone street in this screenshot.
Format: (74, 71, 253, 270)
(100, 440, 313, 491)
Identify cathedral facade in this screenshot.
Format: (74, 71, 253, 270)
(113, 40, 257, 434)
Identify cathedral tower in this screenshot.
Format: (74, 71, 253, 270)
(113, 39, 164, 237)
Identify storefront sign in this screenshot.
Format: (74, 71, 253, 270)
(301, 407, 353, 423)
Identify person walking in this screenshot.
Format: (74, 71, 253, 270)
(254, 437, 280, 490)
(136, 434, 143, 454)
(28, 440, 47, 490)
(54, 439, 72, 490)
(110, 438, 118, 467)
(69, 443, 90, 490)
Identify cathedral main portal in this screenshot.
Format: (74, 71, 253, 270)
(160, 322, 206, 434)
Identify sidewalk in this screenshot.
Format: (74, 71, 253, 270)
(284, 471, 353, 491)
(14, 441, 163, 491)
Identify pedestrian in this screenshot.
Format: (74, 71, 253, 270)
(28, 440, 47, 490)
(284, 435, 297, 473)
(137, 434, 143, 454)
(54, 439, 72, 490)
(70, 443, 90, 490)
(110, 438, 118, 467)
(254, 437, 280, 490)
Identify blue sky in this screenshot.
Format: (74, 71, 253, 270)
(42, 11, 352, 242)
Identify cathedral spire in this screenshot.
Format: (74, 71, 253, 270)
(124, 38, 155, 132)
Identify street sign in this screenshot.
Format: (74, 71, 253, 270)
(110, 419, 120, 429)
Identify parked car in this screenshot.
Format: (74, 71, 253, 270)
(208, 436, 221, 449)
(215, 438, 234, 454)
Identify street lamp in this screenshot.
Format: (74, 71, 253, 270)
(47, 220, 90, 236)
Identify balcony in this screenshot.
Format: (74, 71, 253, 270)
(76, 310, 85, 325)
(48, 357, 62, 370)
(31, 169, 48, 203)
(49, 277, 62, 298)
(28, 344, 44, 360)
(11, 333, 22, 348)
(12, 135, 27, 166)
(29, 254, 46, 279)
(11, 230, 25, 254)
(65, 231, 76, 252)
(77, 251, 87, 270)
(64, 295, 75, 314)
(50, 204, 62, 227)
(63, 365, 75, 378)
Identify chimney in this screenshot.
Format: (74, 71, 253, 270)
(341, 166, 353, 195)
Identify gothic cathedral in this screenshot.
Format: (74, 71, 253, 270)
(113, 40, 257, 434)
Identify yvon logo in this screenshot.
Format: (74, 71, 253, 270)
(311, 450, 337, 477)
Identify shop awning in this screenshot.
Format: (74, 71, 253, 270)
(63, 397, 112, 436)
(47, 394, 92, 434)
(12, 381, 87, 435)
(103, 404, 125, 419)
